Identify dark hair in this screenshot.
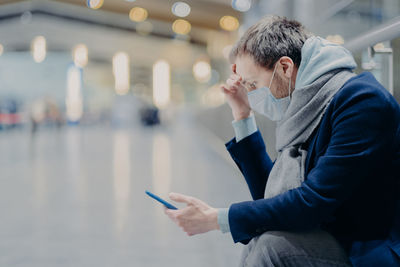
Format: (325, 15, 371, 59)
(229, 15, 312, 69)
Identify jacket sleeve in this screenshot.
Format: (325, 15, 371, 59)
(225, 130, 274, 200)
(228, 83, 399, 244)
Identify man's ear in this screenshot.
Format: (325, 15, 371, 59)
(278, 56, 294, 79)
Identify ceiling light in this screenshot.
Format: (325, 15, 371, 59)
(153, 60, 171, 108)
(219, 15, 239, 31)
(73, 44, 88, 68)
(66, 65, 83, 122)
(172, 2, 191, 18)
(172, 19, 191, 35)
(87, 0, 104, 10)
(113, 52, 130, 95)
(129, 7, 148, 22)
(232, 0, 251, 12)
(31, 36, 46, 63)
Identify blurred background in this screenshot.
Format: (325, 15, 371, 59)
(0, 0, 399, 266)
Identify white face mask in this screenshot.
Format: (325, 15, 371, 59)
(247, 64, 291, 121)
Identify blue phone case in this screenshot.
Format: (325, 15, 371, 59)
(145, 190, 178, 210)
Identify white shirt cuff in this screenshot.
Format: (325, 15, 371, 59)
(217, 208, 230, 234)
(232, 113, 257, 142)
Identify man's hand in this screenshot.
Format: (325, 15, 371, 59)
(220, 64, 251, 121)
(164, 193, 219, 236)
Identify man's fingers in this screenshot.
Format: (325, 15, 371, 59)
(221, 86, 237, 97)
(164, 207, 181, 224)
(226, 79, 241, 88)
(220, 85, 237, 95)
(169, 192, 193, 204)
(164, 207, 175, 216)
(220, 85, 229, 94)
(221, 86, 231, 94)
(227, 76, 243, 88)
(229, 73, 241, 82)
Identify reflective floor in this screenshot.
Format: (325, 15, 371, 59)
(0, 114, 250, 266)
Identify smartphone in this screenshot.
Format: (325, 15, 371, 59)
(145, 190, 178, 210)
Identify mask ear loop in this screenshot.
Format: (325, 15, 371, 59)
(269, 63, 278, 89)
(288, 78, 292, 101)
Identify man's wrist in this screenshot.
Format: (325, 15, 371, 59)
(208, 208, 220, 231)
(233, 108, 251, 121)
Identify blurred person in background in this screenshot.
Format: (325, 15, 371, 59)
(139, 104, 160, 126)
(0, 98, 22, 130)
(30, 97, 63, 134)
(164, 15, 400, 266)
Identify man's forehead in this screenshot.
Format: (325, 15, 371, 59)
(235, 55, 259, 80)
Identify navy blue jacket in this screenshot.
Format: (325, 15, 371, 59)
(226, 72, 400, 266)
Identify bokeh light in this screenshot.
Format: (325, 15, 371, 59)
(232, 0, 252, 12)
(153, 59, 171, 108)
(87, 0, 104, 10)
(66, 65, 83, 122)
(172, 19, 191, 35)
(172, 2, 191, 18)
(73, 44, 88, 68)
(219, 15, 239, 31)
(129, 7, 148, 22)
(113, 52, 130, 95)
(31, 36, 46, 63)
(193, 60, 211, 83)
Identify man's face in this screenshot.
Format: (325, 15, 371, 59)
(234, 54, 289, 99)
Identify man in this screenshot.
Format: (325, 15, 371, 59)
(165, 15, 400, 266)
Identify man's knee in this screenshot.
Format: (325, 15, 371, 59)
(240, 230, 351, 267)
(257, 231, 293, 261)
(242, 231, 292, 266)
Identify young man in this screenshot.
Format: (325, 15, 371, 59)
(165, 15, 400, 266)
